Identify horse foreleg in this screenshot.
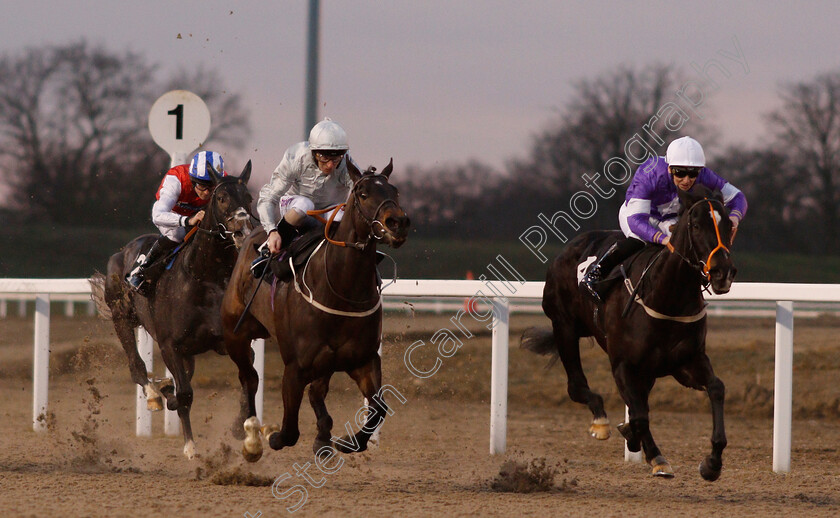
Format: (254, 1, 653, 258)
(613, 362, 671, 477)
(113, 318, 163, 411)
(674, 355, 727, 481)
(268, 365, 304, 451)
(160, 345, 196, 459)
(227, 337, 260, 441)
(308, 374, 334, 455)
(337, 356, 386, 454)
(553, 321, 609, 439)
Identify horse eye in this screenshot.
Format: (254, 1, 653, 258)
(359, 192, 368, 200)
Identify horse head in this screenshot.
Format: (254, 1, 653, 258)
(674, 185, 737, 294)
(205, 160, 255, 249)
(346, 158, 411, 248)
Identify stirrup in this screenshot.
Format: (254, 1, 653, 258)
(580, 267, 602, 303)
(250, 244, 272, 278)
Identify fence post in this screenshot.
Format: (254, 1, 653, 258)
(32, 294, 50, 432)
(490, 298, 509, 454)
(18, 299, 27, 317)
(252, 339, 265, 423)
(164, 367, 180, 436)
(64, 300, 74, 317)
(773, 301, 794, 473)
(0, 299, 6, 318)
(624, 406, 643, 462)
(135, 327, 153, 437)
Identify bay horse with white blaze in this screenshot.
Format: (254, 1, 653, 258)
(521, 185, 735, 480)
(221, 159, 409, 462)
(90, 162, 254, 459)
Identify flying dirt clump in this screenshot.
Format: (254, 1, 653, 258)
(490, 457, 576, 493)
(194, 442, 273, 486)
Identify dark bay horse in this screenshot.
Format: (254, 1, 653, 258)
(221, 159, 410, 462)
(90, 162, 254, 459)
(521, 185, 736, 480)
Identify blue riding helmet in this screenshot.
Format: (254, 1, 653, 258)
(189, 151, 224, 185)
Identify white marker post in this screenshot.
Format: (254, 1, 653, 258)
(148, 90, 211, 167)
(138, 91, 211, 436)
(32, 294, 50, 432)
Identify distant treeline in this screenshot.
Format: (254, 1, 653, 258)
(2, 223, 840, 284)
(1, 43, 839, 261)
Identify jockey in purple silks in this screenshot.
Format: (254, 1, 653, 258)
(580, 136, 748, 302)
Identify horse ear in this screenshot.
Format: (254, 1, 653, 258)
(347, 157, 362, 183)
(207, 163, 223, 184)
(381, 158, 394, 178)
(239, 160, 252, 185)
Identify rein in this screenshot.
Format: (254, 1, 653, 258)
(307, 173, 398, 250)
(290, 240, 382, 317)
(668, 198, 730, 282)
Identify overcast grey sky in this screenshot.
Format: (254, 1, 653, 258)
(4, 1, 840, 185)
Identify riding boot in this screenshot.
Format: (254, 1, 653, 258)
(127, 236, 178, 294)
(250, 219, 301, 278)
(580, 237, 645, 303)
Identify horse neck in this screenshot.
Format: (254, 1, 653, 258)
(646, 234, 705, 310)
(180, 213, 235, 282)
(315, 213, 378, 298)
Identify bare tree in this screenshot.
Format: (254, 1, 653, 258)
(0, 41, 251, 225)
(768, 72, 840, 252)
(509, 63, 705, 231)
(163, 66, 251, 150)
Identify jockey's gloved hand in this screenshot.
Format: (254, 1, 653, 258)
(250, 242, 272, 278)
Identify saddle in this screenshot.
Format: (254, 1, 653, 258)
(251, 227, 328, 284)
(576, 235, 642, 300)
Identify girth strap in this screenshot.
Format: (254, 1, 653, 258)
(290, 240, 382, 317)
(623, 278, 707, 323)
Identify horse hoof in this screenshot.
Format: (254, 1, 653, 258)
(261, 423, 280, 441)
(589, 417, 610, 440)
(699, 457, 722, 481)
(268, 431, 285, 451)
(147, 396, 163, 412)
(242, 445, 263, 463)
(334, 436, 367, 454)
(166, 398, 179, 411)
(650, 455, 674, 478)
(183, 440, 196, 460)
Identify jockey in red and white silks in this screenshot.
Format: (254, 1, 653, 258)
(153, 153, 226, 242)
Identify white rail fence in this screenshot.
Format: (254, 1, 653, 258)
(2, 278, 838, 474)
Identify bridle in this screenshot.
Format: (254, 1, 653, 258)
(194, 180, 255, 246)
(309, 172, 400, 250)
(291, 172, 402, 312)
(669, 198, 730, 281)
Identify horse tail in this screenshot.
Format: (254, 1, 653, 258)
(519, 326, 559, 368)
(88, 272, 112, 319)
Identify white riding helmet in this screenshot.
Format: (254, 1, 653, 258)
(309, 118, 349, 151)
(666, 136, 705, 167)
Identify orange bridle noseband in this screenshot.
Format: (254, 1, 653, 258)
(702, 201, 729, 277)
(668, 198, 730, 280)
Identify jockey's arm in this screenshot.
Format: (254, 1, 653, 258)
(720, 182, 747, 229)
(256, 151, 296, 234)
(625, 198, 669, 245)
(152, 176, 194, 229)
